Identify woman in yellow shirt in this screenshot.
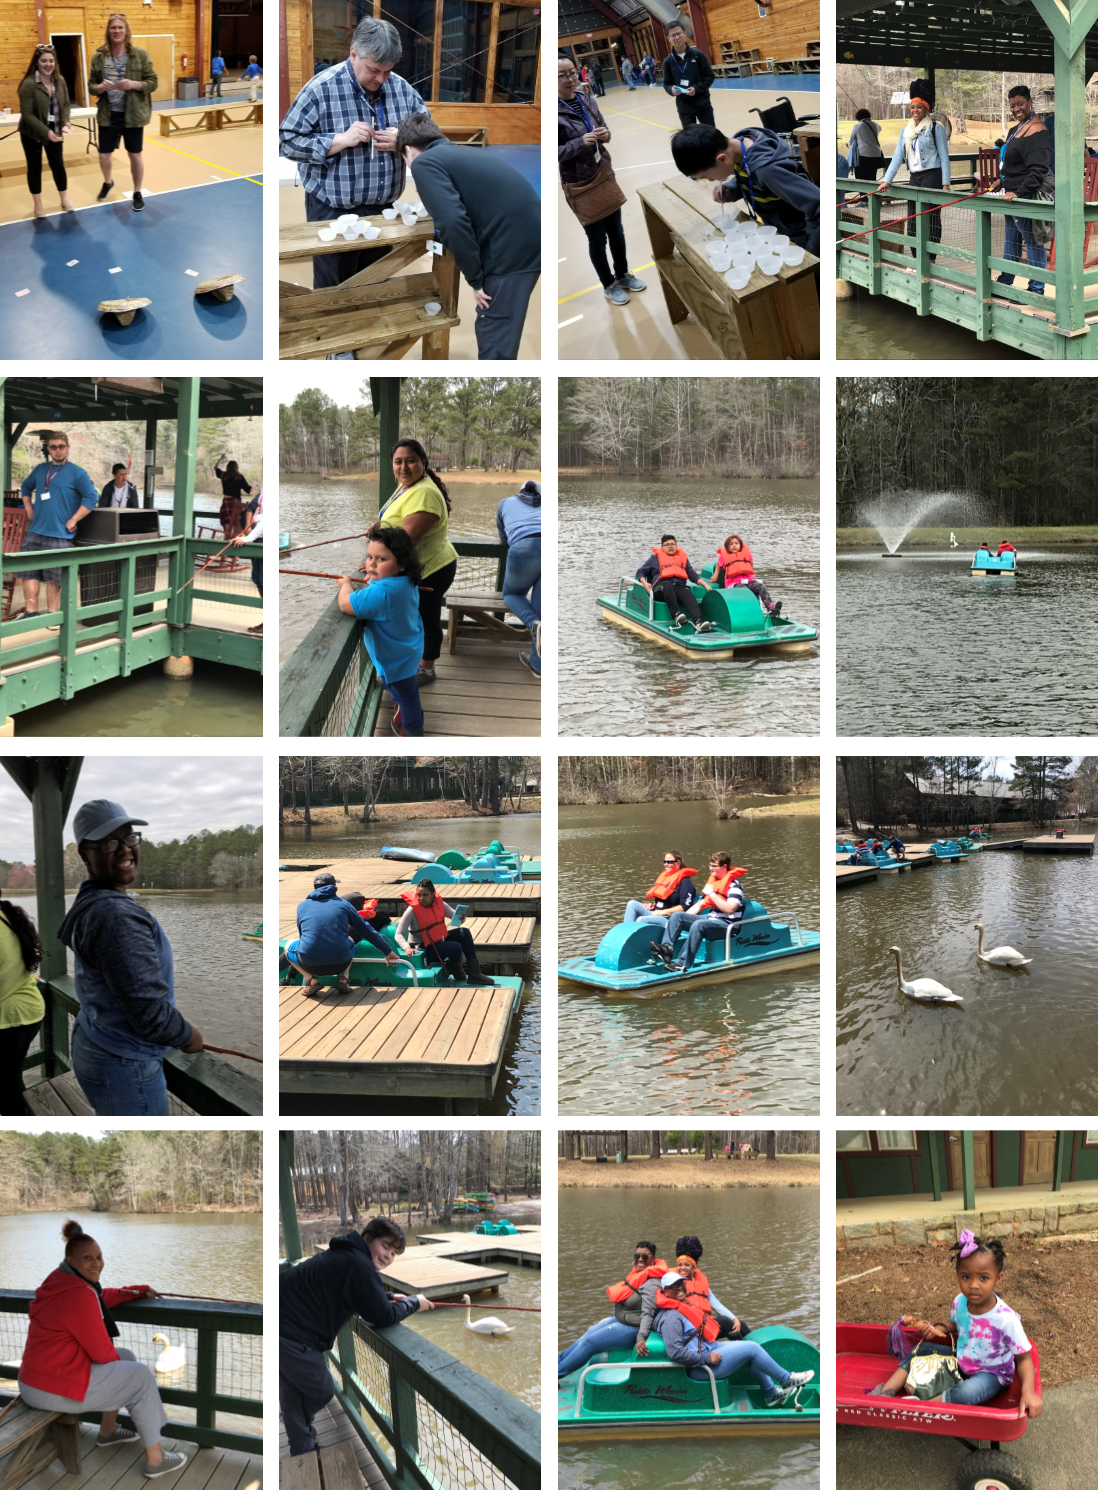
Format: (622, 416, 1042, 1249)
(367, 439, 459, 685)
(0, 900, 46, 1116)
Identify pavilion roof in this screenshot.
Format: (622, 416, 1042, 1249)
(838, 0, 1098, 75)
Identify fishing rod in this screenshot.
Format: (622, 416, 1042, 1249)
(282, 532, 370, 555)
(201, 1044, 262, 1063)
(281, 568, 434, 594)
(837, 185, 989, 246)
(428, 1302, 541, 1312)
(157, 1293, 260, 1304)
(176, 538, 237, 593)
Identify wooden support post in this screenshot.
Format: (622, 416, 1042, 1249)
(373, 379, 402, 510)
(1052, 28, 1086, 336)
(143, 416, 158, 508)
(974, 210, 992, 340)
(59, 561, 79, 700)
(640, 198, 688, 325)
(169, 380, 199, 628)
(928, 1131, 943, 1202)
(867, 192, 882, 295)
(194, 1326, 217, 1441)
(1052, 1130, 1065, 1191)
(279, 1131, 303, 1262)
(118, 552, 136, 677)
(915, 195, 931, 315)
(961, 1130, 975, 1211)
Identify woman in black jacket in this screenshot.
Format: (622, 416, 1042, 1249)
(994, 85, 1052, 298)
(279, 1215, 434, 1457)
(18, 44, 74, 218)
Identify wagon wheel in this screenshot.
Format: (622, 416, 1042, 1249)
(957, 1448, 1033, 1491)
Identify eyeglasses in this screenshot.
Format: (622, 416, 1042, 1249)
(633, 1252, 651, 1262)
(560, 69, 578, 79)
(663, 859, 678, 865)
(86, 832, 141, 852)
(47, 443, 68, 450)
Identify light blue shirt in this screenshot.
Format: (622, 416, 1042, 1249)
(21, 460, 98, 539)
(349, 574, 424, 685)
(882, 120, 951, 186)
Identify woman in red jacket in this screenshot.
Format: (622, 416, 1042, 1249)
(18, 1219, 186, 1479)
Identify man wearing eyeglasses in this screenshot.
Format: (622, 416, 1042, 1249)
(623, 851, 699, 925)
(13, 431, 97, 625)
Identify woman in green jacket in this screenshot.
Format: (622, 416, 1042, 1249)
(0, 900, 45, 1117)
(18, 44, 74, 217)
(89, 13, 157, 211)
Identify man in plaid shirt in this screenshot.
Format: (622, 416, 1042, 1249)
(279, 16, 430, 289)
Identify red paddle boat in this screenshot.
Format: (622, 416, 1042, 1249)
(838, 1322, 1042, 1489)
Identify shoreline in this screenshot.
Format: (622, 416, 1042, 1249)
(285, 469, 541, 484)
(837, 525, 1097, 550)
(281, 799, 541, 825)
(561, 468, 819, 481)
(560, 1157, 820, 1189)
(559, 794, 820, 814)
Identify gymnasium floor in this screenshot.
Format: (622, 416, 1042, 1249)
(0, 112, 261, 360)
(557, 83, 820, 359)
(279, 144, 541, 360)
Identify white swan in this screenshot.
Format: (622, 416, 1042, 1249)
(888, 946, 964, 1005)
(974, 923, 1032, 966)
(152, 1334, 186, 1373)
(461, 1293, 513, 1337)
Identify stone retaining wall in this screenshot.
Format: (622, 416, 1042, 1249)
(837, 1198, 1098, 1250)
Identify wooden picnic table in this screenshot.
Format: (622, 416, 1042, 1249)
(794, 123, 821, 185)
(159, 100, 262, 135)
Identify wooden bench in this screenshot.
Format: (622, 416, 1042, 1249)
(446, 589, 529, 654)
(22, 1069, 195, 1116)
(282, 1441, 365, 1488)
(160, 101, 262, 136)
(0, 1400, 81, 1489)
(440, 125, 487, 147)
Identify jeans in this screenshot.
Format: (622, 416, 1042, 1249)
(503, 537, 541, 667)
(661, 912, 735, 968)
(423, 926, 479, 976)
(420, 558, 458, 663)
(210, 75, 223, 97)
(624, 899, 668, 924)
(558, 1317, 638, 1377)
(653, 579, 700, 622)
(583, 208, 629, 289)
(905, 167, 942, 255)
(21, 133, 67, 195)
(851, 159, 881, 183)
(998, 215, 1047, 295)
(943, 1371, 1004, 1406)
(71, 1022, 169, 1116)
(280, 1338, 335, 1456)
(386, 672, 424, 735)
(686, 1339, 790, 1395)
(0, 1020, 42, 1115)
(21, 1348, 166, 1447)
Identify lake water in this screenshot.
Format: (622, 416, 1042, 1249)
(836, 291, 1036, 360)
(17, 661, 263, 737)
(837, 849, 1098, 1114)
(558, 801, 820, 1114)
(837, 551, 1098, 734)
(559, 480, 820, 736)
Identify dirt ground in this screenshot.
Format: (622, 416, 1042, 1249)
(740, 798, 820, 819)
(837, 1240, 1097, 1389)
(560, 1156, 820, 1189)
(280, 799, 540, 825)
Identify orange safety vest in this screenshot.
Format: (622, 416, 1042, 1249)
(655, 1289, 721, 1342)
(716, 545, 755, 584)
(643, 866, 698, 903)
(356, 899, 380, 921)
(997, 543, 1016, 555)
(682, 1267, 711, 1309)
(702, 867, 746, 900)
(400, 889, 448, 946)
(606, 1259, 669, 1304)
(652, 546, 690, 582)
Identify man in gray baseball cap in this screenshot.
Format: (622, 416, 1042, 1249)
(58, 799, 204, 1115)
(288, 870, 396, 995)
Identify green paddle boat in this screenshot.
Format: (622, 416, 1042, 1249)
(598, 565, 816, 661)
(559, 1326, 820, 1441)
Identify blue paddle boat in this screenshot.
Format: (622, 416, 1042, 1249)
(928, 839, 968, 860)
(411, 853, 523, 885)
(558, 897, 820, 992)
(380, 845, 435, 863)
(435, 841, 541, 881)
(970, 547, 1017, 578)
(598, 565, 817, 661)
(279, 929, 524, 998)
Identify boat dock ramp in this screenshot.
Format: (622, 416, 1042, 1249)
(837, 833, 1095, 886)
(415, 1226, 542, 1269)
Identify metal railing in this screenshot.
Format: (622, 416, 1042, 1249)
(572, 1359, 722, 1416)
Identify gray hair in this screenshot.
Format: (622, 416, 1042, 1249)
(350, 16, 403, 66)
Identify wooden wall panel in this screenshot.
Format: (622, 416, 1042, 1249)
(433, 101, 538, 145)
(702, 0, 818, 62)
(0, 4, 213, 99)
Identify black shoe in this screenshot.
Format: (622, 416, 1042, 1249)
(694, 619, 714, 633)
(669, 614, 685, 628)
(770, 602, 783, 619)
(649, 941, 676, 969)
(97, 181, 114, 201)
(132, 191, 144, 211)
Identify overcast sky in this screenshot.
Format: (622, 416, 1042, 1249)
(276, 369, 369, 407)
(0, 757, 261, 861)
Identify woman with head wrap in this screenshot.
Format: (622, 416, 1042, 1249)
(876, 80, 951, 258)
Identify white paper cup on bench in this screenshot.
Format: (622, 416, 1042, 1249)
(317, 225, 338, 242)
(424, 301, 442, 316)
(781, 244, 806, 266)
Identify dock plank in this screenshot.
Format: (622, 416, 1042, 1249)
(371, 634, 540, 737)
(376, 1253, 508, 1299)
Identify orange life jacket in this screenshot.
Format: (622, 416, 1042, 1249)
(356, 899, 380, 921)
(702, 867, 746, 901)
(652, 546, 690, 582)
(997, 542, 1016, 555)
(399, 889, 447, 946)
(682, 1267, 711, 1309)
(643, 866, 698, 903)
(605, 1259, 668, 1304)
(716, 545, 755, 584)
(655, 1289, 721, 1342)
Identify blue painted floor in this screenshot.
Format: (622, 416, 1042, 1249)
(489, 144, 540, 196)
(0, 177, 262, 360)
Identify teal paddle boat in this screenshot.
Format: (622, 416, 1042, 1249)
(279, 532, 291, 557)
(955, 835, 985, 851)
(243, 923, 262, 943)
(598, 565, 817, 661)
(558, 897, 820, 993)
(559, 1326, 819, 1442)
(928, 839, 968, 860)
(970, 547, 1017, 578)
(412, 853, 523, 885)
(279, 929, 524, 999)
(474, 1219, 516, 1235)
(436, 841, 541, 881)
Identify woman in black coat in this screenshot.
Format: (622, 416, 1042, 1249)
(994, 85, 1052, 298)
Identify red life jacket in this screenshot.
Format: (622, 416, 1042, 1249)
(682, 1267, 711, 1309)
(606, 1259, 669, 1303)
(652, 546, 690, 582)
(356, 899, 380, 922)
(643, 866, 698, 902)
(399, 889, 447, 946)
(997, 542, 1017, 555)
(655, 1289, 721, 1342)
(716, 545, 755, 584)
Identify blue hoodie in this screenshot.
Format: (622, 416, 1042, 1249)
(724, 128, 820, 258)
(295, 884, 368, 965)
(496, 487, 541, 547)
(58, 881, 189, 1060)
(349, 574, 424, 685)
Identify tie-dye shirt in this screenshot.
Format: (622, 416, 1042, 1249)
(951, 1293, 1031, 1384)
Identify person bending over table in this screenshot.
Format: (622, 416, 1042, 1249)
(671, 124, 821, 259)
(89, 13, 157, 211)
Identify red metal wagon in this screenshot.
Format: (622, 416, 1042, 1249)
(838, 1322, 1042, 1490)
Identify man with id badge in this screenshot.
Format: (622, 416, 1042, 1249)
(662, 22, 715, 130)
(12, 432, 97, 626)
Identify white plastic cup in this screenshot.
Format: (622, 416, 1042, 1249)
(362, 224, 381, 241)
(772, 235, 790, 250)
(341, 225, 359, 240)
(725, 267, 751, 290)
(758, 254, 782, 277)
(317, 225, 338, 242)
(757, 224, 776, 239)
(424, 302, 442, 316)
(781, 244, 805, 266)
(382, 207, 398, 219)
(415, 203, 428, 218)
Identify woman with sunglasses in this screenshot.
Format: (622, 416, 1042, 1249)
(623, 851, 699, 925)
(558, 1242, 668, 1377)
(58, 799, 205, 1116)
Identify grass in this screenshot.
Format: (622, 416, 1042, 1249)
(837, 525, 1097, 549)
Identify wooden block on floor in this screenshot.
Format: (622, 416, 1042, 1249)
(319, 1441, 365, 1489)
(281, 1451, 321, 1489)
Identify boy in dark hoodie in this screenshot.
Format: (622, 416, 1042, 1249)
(670, 123, 820, 258)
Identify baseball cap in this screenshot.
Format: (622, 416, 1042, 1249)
(660, 1271, 683, 1290)
(314, 872, 340, 887)
(73, 799, 148, 845)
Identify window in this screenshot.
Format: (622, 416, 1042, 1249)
(1085, 1131, 1098, 1148)
(439, 0, 492, 102)
(493, 5, 540, 103)
(382, 0, 438, 101)
(876, 1131, 917, 1152)
(837, 1131, 871, 1151)
(837, 1132, 920, 1155)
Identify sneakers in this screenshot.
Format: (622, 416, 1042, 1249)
(604, 283, 630, 306)
(519, 651, 540, 677)
(766, 1370, 815, 1406)
(97, 1427, 140, 1447)
(694, 619, 714, 634)
(416, 665, 437, 685)
(97, 182, 114, 202)
(649, 941, 676, 970)
(669, 613, 686, 628)
(132, 191, 145, 211)
(144, 1451, 188, 1478)
(616, 273, 647, 293)
(247, 623, 263, 634)
(770, 601, 783, 620)
(6, 609, 37, 623)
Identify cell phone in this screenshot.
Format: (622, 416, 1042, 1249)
(450, 904, 468, 927)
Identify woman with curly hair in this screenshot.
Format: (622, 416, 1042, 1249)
(338, 523, 426, 737)
(0, 899, 45, 1115)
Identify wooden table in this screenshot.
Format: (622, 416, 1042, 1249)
(446, 587, 529, 653)
(636, 177, 819, 359)
(279, 216, 460, 360)
(794, 124, 821, 185)
(159, 101, 262, 135)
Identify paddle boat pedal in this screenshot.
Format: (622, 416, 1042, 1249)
(195, 273, 246, 303)
(558, 897, 820, 992)
(98, 296, 151, 326)
(597, 566, 816, 661)
(970, 548, 1017, 578)
(559, 1326, 820, 1441)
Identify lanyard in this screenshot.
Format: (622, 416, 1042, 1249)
(346, 60, 387, 133)
(672, 50, 690, 78)
(43, 462, 62, 491)
(565, 96, 600, 161)
(1001, 117, 1038, 170)
(735, 143, 764, 225)
(379, 482, 410, 520)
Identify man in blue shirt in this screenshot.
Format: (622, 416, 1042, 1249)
(15, 431, 97, 623)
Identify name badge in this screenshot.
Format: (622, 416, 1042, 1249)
(40, 491, 50, 499)
(429, 240, 443, 256)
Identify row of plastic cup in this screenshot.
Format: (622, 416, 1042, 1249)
(705, 232, 806, 284)
(317, 199, 431, 242)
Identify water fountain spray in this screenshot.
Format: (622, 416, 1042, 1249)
(861, 492, 980, 556)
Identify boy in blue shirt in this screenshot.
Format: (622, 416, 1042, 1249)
(337, 524, 425, 736)
(15, 431, 98, 624)
(210, 51, 225, 97)
(241, 55, 262, 100)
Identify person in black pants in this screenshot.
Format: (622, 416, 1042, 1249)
(662, 23, 715, 129)
(635, 535, 715, 633)
(0, 900, 45, 1117)
(588, 56, 605, 96)
(17, 44, 74, 218)
(396, 881, 497, 985)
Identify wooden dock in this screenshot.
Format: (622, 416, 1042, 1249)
(308, 1234, 509, 1294)
(372, 631, 540, 737)
(1023, 834, 1095, 854)
(836, 864, 878, 886)
(281, 1398, 387, 1489)
(416, 1227, 542, 1267)
(279, 865, 540, 930)
(22, 1069, 195, 1116)
(279, 980, 519, 1112)
(8, 1412, 260, 1491)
